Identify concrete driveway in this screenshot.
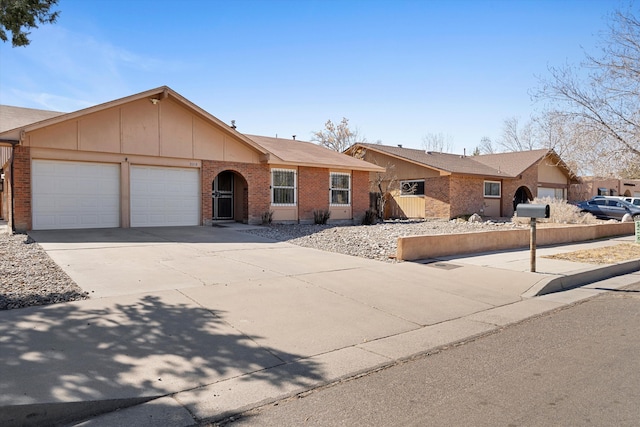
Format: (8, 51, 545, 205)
(5, 224, 637, 425)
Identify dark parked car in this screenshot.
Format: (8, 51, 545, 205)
(577, 197, 640, 221)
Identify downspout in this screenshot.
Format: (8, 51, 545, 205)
(1, 139, 20, 233)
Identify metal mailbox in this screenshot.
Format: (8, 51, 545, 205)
(516, 203, 550, 219)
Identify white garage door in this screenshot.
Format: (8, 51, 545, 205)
(32, 160, 120, 230)
(130, 165, 199, 227)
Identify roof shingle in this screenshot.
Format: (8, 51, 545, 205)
(353, 143, 568, 178)
(247, 135, 384, 171)
(0, 105, 65, 133)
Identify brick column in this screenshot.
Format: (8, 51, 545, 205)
(12, 146, 31, 231)
(352, 170, 370, 220)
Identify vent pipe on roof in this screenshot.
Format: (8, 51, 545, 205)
(292, 135, 296, 140)
(397, 144, 402, 148)
(230, 120, 236, 129)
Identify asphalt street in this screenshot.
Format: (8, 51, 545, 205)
(217, 281, 640, 427)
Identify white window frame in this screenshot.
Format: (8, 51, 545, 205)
(400, 179, 425, 196)
(538, 187, 567, 200)
(484, 180, 501, 198)
(271, 168, 297, 206)
(330, 172, 351, 206)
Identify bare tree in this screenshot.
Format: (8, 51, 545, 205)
(498, 116, 539, 152)
(422, 132, 453, 153)
(476, 136, 496, 154)
(619, 160, 640, 178)
(351, 146, 396, 219)
(535, 6, 640, 166)
(371, 163, 399, 219)
(312, 117, 366, 152)
(527, 111, 620, 178)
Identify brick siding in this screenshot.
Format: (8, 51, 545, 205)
(502, 165, 538, 217)
(351, 170, 370, 220)
(12, 146, 31, 232)
(449, 175, 485, 218)
(201, 160, 270, 225)
(424, 176, 451, 218)
(298, 167, 329, 221)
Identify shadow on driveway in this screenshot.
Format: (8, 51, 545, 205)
(0, 293, 323, 426)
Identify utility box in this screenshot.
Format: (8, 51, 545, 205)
(516, 203, 550, 219)
(636, 220, 640, 244)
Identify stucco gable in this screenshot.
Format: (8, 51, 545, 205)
(0, 87, 268, 158)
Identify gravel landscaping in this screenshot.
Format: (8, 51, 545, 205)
(0, 232, 89, 310)
(242, 219, 524, 261)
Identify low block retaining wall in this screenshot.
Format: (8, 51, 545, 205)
(396, 222, 636, 261)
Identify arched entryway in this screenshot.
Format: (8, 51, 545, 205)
(212, 170, 248, 222)
(513, 186, 533, 211)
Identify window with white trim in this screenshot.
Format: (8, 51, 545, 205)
(400, 180, 425, 196)
(271, 169, 296, 205)
(330, 172, 350, 205)
(484, 181, 501, 198)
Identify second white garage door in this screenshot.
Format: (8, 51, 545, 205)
(130, 166, 200, 227)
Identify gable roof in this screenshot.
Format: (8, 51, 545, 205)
(353, 144, 503, 177)
(349, 143, 577, 180)
(0, 86, 269, 155)
(0, 86, 383, 172)
(474, 148, 578, 180)
(247, 135, 384, 172)
(473, 148, 550, 176)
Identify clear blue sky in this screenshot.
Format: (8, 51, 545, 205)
(0, 0, 625, 153)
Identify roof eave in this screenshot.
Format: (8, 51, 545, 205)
(450, 172, 517, 179)
(268, 159, 385, 172)
(350, 143, 450, 174)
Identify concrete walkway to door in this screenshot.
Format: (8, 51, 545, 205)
(1, 224, 639, 426)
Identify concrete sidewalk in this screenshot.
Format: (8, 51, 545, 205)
(1, 225, 639, 427)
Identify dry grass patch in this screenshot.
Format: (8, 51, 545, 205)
(544, 243, 640, 265)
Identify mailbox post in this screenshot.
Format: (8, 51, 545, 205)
(516, 204, 550, 272)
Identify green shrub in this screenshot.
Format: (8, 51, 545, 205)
(313, 209, 331, 224)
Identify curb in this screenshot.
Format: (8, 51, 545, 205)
(522, 259, 640, 298)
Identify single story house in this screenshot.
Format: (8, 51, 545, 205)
(0, 86, 383, 231)
(569, 177, 640, 202)
(345, 143, 579, 219)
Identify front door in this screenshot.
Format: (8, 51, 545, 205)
(213, 171, 234, 220)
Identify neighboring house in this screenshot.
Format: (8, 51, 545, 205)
(345, 143, 578, 219)
(0, 105, 65, 221)
(569, 177, 640, 202)
(0, 86, 383, 231)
